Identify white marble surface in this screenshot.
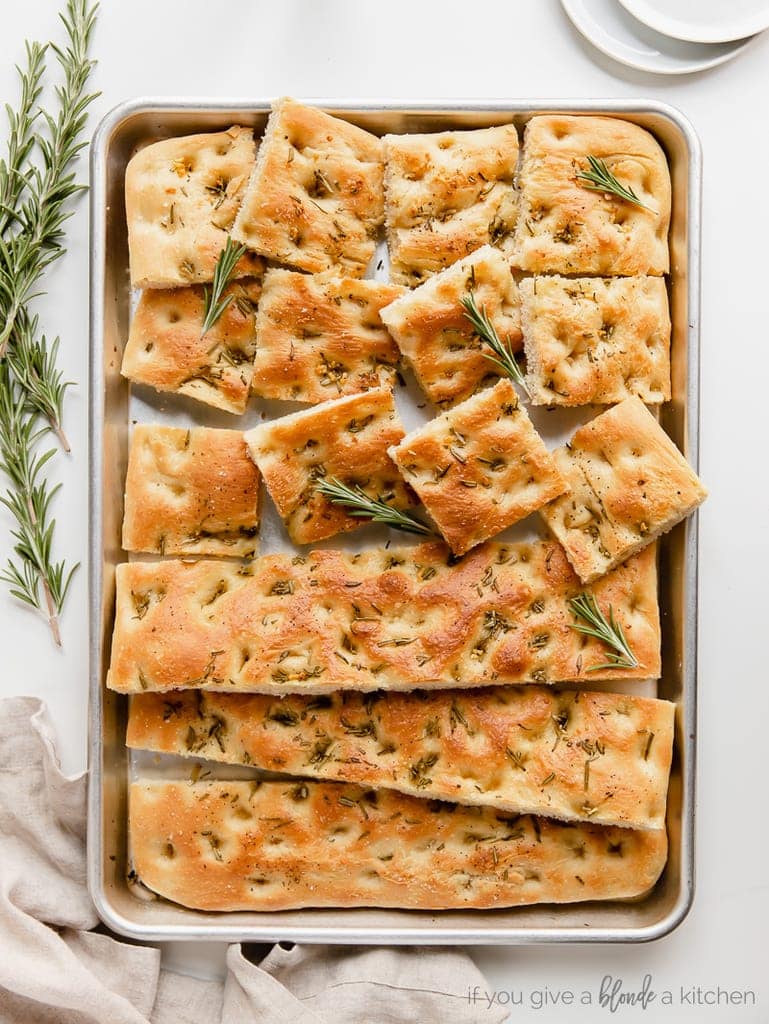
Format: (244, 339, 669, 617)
(0, 1, 767, 1019)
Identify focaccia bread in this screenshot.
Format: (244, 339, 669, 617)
(125, 126, 262, 288)
(521, 276, 671, 406)
(379, 245, 521, 407)
(122, 425, 261, 557)
(513, 116, 671, 276)
(121, 278, 262, 414)
(107, 540, 660, 695)
(389, 380, 567, 555)
(130, 779, 668, 911)
(232, 99, 384, 277)
(383, 124, 519, 286)
(541, 397, 707, 583)
(244, 386, 412, 544)
(251, 269, 403, 403)
(128, 685, 675, 830)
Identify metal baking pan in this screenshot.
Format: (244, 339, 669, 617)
(88, 98, 701, 943)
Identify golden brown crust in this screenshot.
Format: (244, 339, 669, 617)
(541, 398, 707, 583)
(251, 269, 404, 403)
(120, 278, 262, 414)
(244, 386, 412, 544)
(521, 276, 671, 406)
(107, 540, 660, 695)
(232, 99, 384, 277)
(379, 245, 521, 407)
(130, 779, 667, 911)
(513, 116, 671, 276)
(128, 686, 675, 830)
(122, 425, 261, 557)
(125, 126, 262, 288)
(389, 380, 567, 555)
(383, 124, 519, 286)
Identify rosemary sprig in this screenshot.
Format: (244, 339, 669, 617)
(575, 155, 656, 214)
(0, 0, 97, 643)
(6, 311, 73, 451)
(201, 237, 247, 336)
(0, 0, 99, 360)
(0, 42, 46, 238)
(460, 292, 530, 397)
(0, 365, 78, 646)
(569, 592, 639, 672)
(315, 477, 435, 537)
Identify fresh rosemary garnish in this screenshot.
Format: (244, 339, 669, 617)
(201, 236, 247, 336)
(575, 155, 656, 214)
(569, 592, 639, 672)
(0, 0, 98, 644)
(460, 292, 530, 397)
(315, 476, 435, 537)
(0, 365, 78, 645)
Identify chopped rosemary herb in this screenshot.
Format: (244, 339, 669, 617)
(575, 155, 656, 214)
(201, 236, 247, 336)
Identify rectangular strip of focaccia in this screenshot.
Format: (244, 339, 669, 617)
(121, 278, 262, 414)
(251, 269, 403, 404)
(244, 386, 413, 545)
(512, 115, 671, 276)
(130, 779, 667, 911)
(521, 276, 671, 407)
(125, 126, 262, 289)
(383, 124, 519, 286)
(128, 686, 675, 830)
(107, 540, 660, 695)
(540, 397, 707, 583)
(232, 98, 384, 277)
(122, 425, 261, 558)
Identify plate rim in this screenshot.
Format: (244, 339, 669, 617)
(617, 0, 769, 43)
(561, 0, 758, 74)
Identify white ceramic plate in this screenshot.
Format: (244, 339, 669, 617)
(562, 0, 757, 74)
(618, 0, 769, 43)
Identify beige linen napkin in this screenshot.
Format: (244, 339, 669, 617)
(0, 697, 506, 1024)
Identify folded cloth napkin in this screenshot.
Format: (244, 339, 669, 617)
(0, 697, 506, 1024)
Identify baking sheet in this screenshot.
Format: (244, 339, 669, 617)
(89, 99, 700, 943)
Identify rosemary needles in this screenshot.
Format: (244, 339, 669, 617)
(0, 0, 98, 643)
(460, 292, 530, 397)
(315, 477, 435, 537)
(575, 155, 656, 214)
(569, 592, 639, 672)
(201, 237, 247, 336)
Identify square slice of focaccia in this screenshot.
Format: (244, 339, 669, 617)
(121, 278, 262, 414)
(106, 541, 660, 695)
(513, 115, 671, 276)
(232, 99, 384, 277)
(125, 126, 263, 288)
(251, 269, 404, 403)
(244, 386, 412, 544)
(380, 245, 521, 407)
(522, 276, 671, 406)
(122, 425, 261, 558)
(541, 397, 707, 583)
(383, 123, 519, 286)
(389, 380, 567, 555)
(129, 779, 667, 911)
(128, 686, 675, 830)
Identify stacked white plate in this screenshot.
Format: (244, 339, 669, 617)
(562, 0, 769, 73)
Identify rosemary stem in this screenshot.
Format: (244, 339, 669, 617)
(42, 578, 62, 647)
(50, 419, 70, 453)
(23, 484, 61, 646)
